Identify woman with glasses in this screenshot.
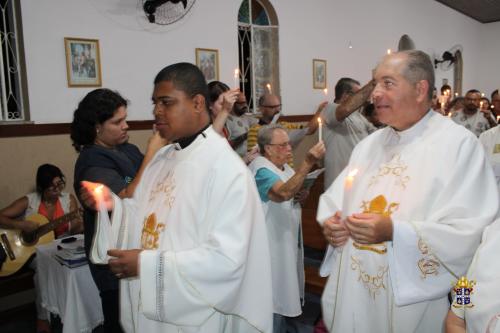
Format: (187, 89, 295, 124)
(0, 163, 82, 238)
(0, 163, 82, 333)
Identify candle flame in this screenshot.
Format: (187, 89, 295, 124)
(95, 184, 103, 194)
(347, 169, 358, 178)
(317, 117, 322, 125)
(323, 88, 328, 96)
(455, 92, 458, 97)
(481, 93, 485, 97)
(387, 49, 391, 55)
(234, 68, 239, 78)
(266, 83, 272, 93)
(497, 115, 500, 122)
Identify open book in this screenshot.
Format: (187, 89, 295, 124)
(302, 168, 325, 191)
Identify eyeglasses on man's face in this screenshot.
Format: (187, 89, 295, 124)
(262, 104, 282, 109)
(267, 141, 290, 148)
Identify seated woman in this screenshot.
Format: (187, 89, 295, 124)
(0, 163, 82, 237)
(0, 163, 82, 333)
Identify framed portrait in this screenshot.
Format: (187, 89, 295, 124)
(195, 48, 219, 82)
(64, 37, 102, 87)
(312, 59, 327, 89)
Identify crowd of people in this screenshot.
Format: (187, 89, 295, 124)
(0, 50, 499, 333)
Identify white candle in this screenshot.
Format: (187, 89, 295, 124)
(266, 83, 272, 94)
(94, 185, 108, 216)
(317, 117, 322, 142)
(323, 88, 328, 98)
(342, 168, 359, 219)
(233, 68, 240, 88)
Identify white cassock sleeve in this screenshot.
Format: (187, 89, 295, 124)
(316, 168, 347, 277)
(90, 193, 132, 264)
(138, 168, 271, 329)
(388, 136, 499, 306)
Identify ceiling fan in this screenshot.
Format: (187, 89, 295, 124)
(142, 0, 196, 25)
(434, 45, 463, 70)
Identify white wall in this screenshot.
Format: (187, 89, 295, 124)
(478, 21, 500, 96)
(20, 0, 498, 122)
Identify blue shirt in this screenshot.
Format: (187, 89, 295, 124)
(255, 167, 280, 202)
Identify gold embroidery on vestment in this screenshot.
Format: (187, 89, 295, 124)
(368, 154, 410, 189)
(141, 213, 165, 249)
(417, 238, 440, 278)
(353, 195, 399, 255)
(149, 171, 176, 208)
(351, 256, 388, 299)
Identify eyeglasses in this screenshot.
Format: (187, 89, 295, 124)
(48, 181, 66, 191)
(262, 104, 282, 109)
(268, 141, 290, 148)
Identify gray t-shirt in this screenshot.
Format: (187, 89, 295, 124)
(321, 104, 376, 189)
(225, 114, 258, 157)
(451, 109, 490, 137)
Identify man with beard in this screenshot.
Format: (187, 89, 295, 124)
(225, 92, 259, 157)
(451, 89, 494, 136)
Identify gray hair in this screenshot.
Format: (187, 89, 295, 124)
(400, 50, 435, 101)
(257, 124, 285, 154)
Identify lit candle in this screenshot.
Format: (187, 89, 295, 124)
(440, 96, 446, 114)
(233, 68, 240, 89)
(342, 168, 359, 219)
(266, 83, 272, 94)
(323, 88, 328, 97)
(497, 115, 500, 123)
(480, 101, 484, 110)
(317, 117, 323, 142)
(481, 93, 485, 97)
(387, 49, 391, 55)
(455, 92, 459, 97)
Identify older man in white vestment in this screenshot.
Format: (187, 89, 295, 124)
(248, 124, 325, 333)
(318, 50, 499, 333)
(81, 63, 273, 333)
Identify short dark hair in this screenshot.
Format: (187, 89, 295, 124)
(491, 89, 499, 100)
(334, 78, 360, 103)
(207, 81, 229, 106)
(154, 62, 209, 109)
(36, 164, 65, 195)
(70, 89, 127, 152)
(466, 89, 480, 95)
(400, 50, 435, 101)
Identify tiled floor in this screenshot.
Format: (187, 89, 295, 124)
(0, 294, 321, 333)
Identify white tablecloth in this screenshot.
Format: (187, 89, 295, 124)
(36, 235, 103, 333)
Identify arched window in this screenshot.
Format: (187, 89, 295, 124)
(237, 0, 279, 112)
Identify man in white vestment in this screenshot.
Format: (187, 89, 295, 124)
(445, 218, 500, 333)
(80, 63, 273, 333)
(321, 77, 377, 189)
(479, 124, 500, 188)
(248, 124, 325, 333)
(318, 50, 499, 333)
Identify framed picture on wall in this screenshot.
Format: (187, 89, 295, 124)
(312, 59, 327, 89)
(195, 48, 219, 82)
(64, 37, 102, 87)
